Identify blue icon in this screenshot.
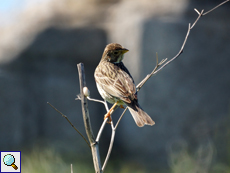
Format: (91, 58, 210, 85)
(3, 154, 18, 170)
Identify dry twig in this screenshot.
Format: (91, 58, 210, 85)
(47, 102, 90, 148)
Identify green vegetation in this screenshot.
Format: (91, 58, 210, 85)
(21, 144, 230, 173)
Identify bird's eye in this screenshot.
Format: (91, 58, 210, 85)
(113, 51, 119, 55)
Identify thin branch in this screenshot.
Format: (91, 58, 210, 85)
(115, 107, 128, 130)
(76, 93, 110, 112)
(96, 109, 118, 171)
(191, 10, 204, 29)
(102, 122, 115, 171)
(136, 55, 167, 91)
(136, 0, 229, 92)
(96, 106, 118, 142)
(194, 8, 201, 15)
(75, 94, 81, 101)
(203, 0, 229, 15)
(87, 97, 109, 112)
(47, 102, 90, 148)
(136, 23, 191, 92)
(70, 164, 73, 173)
(77, 63, 102, 173)
(96, 118, 108, 142)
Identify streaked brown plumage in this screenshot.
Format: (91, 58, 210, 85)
(94, 43, 155, 127)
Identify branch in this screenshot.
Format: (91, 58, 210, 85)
(136, 54, 167, 91)
(203, 0, 229, 15)
(77, 63, 102, 173)
(76, 91, 109, 112)
(47, 102, 90, 148)
(136, 0, 229, 92)
(191, 10, 204, 29)
(71, 164, 73, 173)
(102, 121, 115, 171)
(96, 118, 108, 142)
(115, 107, 128, 130)
(87, 97, 109, 112)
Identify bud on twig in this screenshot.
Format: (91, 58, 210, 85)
(83, 87, 90, 97)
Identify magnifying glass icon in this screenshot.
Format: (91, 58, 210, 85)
(3, 154, 18, 170)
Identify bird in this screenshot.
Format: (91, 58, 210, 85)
(94, 43, 155, 127)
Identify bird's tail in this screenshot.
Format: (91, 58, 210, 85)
(128, 103, 155, 127)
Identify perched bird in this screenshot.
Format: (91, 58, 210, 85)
(94, 43, 155, 127)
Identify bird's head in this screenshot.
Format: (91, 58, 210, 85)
(101, 43, 129, 63)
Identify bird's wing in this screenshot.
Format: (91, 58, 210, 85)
(94, 62, 137, 104)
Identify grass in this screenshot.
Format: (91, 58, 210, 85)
(21, 148, 93, 173)
(21, 147, 150, 173)
(21, 142, 230, 173)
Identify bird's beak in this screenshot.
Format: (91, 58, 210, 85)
(121, 48, 129, 54)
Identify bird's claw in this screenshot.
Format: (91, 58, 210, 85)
(104, 113, 112, 124)
(120, 105, 125, 109)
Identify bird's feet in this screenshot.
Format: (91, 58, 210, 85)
(120, 105, 125, 109)
(104, 101, 119, 124)
(104, 112, 112, 124)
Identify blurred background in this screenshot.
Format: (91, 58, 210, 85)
(0, 0, 230, 172)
